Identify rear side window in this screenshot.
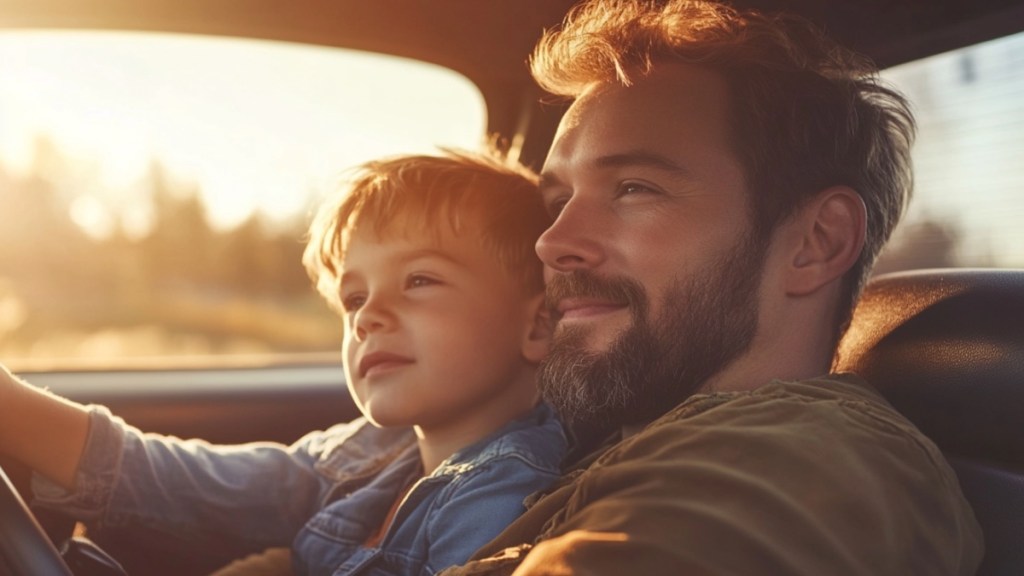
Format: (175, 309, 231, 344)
(0, 31, 486, 370)
(876, 30, 1024, 273)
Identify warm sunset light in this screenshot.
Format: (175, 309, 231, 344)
(1, 27, 1022, 368)
(0, 30, 486, 366)
(0, 30, 486, 232)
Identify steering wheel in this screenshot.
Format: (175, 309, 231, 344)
(0, 464, 73, 576)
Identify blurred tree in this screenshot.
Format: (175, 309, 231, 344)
(274, 220, 315, 298)
(0, 141, 116, 336)
(2, 139, 337, 361)
(138, 162, 216, 289)
(215, 212, 274, 297)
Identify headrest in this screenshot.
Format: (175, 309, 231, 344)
(835, 269, 1024, 471)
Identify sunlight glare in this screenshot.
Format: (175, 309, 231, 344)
(0, 30, 486, 230)
(69, 195, 115, 239)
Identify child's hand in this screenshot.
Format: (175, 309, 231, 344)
(0, 365, 91, 489)
(0, 362, 26, 445)
(0, 362, 17, 403)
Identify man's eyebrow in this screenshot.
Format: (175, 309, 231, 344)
(593, 151, 694, 176)
(538, 172, 564, 192)
(539, 150, 695, 191)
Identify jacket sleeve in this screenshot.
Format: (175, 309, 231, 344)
(510, 388, 983, 576)
(32, 405, 342, 555)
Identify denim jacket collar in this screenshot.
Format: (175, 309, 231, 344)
(319, 402, 559, 485)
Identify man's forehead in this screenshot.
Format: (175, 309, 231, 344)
(542, 66, 733, 177)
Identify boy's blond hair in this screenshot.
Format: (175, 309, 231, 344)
(304, 148, 548, 312)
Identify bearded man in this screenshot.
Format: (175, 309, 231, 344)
(441, 0, 983, 574)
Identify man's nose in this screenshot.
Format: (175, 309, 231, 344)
(535, 197, 607, 273)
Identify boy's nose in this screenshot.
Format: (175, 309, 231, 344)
(352, 297, 393, 341)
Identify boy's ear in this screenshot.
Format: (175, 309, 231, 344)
(784, 186, 866, 296)
(521, 293, 553, 363)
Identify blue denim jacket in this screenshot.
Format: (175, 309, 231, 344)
(32, 402, 566, 575)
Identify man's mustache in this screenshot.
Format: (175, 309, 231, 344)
(544, 271, 648, 321)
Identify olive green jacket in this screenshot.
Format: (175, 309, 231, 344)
(441, 374, 983, 576)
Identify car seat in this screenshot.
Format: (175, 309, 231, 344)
(835, 268, 1024, 576)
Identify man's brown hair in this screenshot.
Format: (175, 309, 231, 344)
(531, 0, 915, 339)
(304, 148, 548, 312)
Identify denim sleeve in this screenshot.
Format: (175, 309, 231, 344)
(422, 453, 562, 575)
(32, 405, 344, 554)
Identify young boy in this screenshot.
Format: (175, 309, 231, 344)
(0, 148, 566, 575)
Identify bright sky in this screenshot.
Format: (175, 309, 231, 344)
(0, 30, 486, 233)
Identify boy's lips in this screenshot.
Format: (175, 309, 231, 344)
(358, 351, 414, 378)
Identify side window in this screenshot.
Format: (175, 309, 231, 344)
(0, 31, 486, 370)
(875, 31, 1024, 273)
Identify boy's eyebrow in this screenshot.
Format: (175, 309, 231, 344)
(338, 247, 471, 287)
(398, 247, 470, 268)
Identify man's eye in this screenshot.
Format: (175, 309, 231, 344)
(545, 196, 569, 217)
(616, 182, 658, 197)
(341, 294, 365, 312)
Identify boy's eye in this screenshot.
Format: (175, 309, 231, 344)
(405, 274, 439, 289)
(341, 294, 366, 312)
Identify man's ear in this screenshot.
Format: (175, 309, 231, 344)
(521, 293, 553, 363)
(784, 186, 866, 296)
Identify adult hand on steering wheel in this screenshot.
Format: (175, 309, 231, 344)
(0, 463, 73, 576)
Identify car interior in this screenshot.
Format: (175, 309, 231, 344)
(1, 0, 1022, 575)
(835, 269, 1024, 575)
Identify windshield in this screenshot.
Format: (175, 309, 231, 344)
(0, 31, 486, 369)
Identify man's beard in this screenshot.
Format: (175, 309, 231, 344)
(539, 232, 766, 438)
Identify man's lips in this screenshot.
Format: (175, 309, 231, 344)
(358, 351, 414, 378)
(556, 297, 628, 320)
